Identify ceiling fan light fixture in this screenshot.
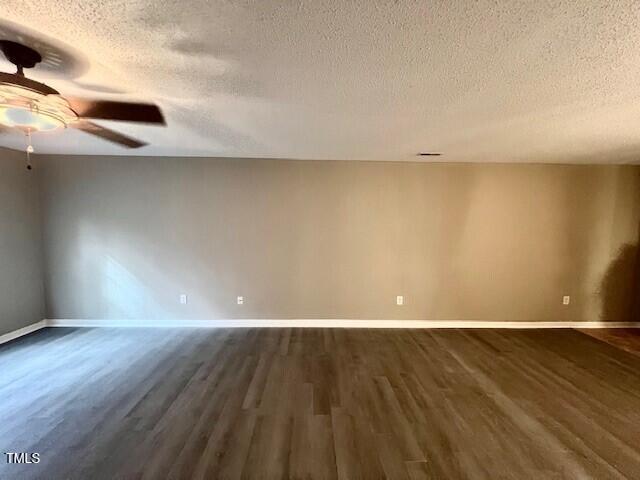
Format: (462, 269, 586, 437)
(0, 105, 65, 131)
(0, 82, 78, 132)
(0, 81, 78, 132)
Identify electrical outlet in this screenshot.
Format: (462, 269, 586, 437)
(180, 294, 188, 305)
(396, 295, 404, 306)
(237, 296, 244, 305)
(563, 295, 570, 305)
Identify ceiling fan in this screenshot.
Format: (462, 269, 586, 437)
(0, 40, 165, 148)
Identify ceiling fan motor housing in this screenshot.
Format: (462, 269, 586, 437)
(0, 41, 42, 72)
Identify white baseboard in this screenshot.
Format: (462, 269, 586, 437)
(44, 319, 640, 329)
(0, 319, 636, 345)
(0, 320, 47, 346)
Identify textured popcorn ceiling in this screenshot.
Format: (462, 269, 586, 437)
(1, 1, 640, 162)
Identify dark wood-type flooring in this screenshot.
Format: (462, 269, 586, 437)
(580, 328, 640, 358)
(2, 327, 640, 479)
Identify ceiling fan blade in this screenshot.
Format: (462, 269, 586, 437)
(0, 72, 59, 95)
(66, 97, 165, 124)
(73, 120, 147, 148)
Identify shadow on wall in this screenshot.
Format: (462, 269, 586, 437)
(599, 243, 640, 322)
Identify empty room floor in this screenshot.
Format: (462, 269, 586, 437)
(2, 327, 640, 479)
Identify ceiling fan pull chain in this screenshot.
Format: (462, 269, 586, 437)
(25, 128, 34, 170)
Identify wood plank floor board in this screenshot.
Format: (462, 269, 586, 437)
(412, 331, 533, 479)
(580, 329, 640, 358)
(1, 328, 176, 450)
(137, 333, 244, 479)
(58, 330, 214, 480)
(331, 407, 388, 480)
(178, 368, 257, 478)
(438, 330, 632, 479)
(474, 330, 640, 450)
(289, 414, 337, 480)
(2, 327, 640, 479)
(483, 332, 640, 479)
(186, 359, 263, 480)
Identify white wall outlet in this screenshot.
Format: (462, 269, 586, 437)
(396, 295, 404, 306)
(237, 296, 244, 305)
(179, 294, 188, 305)
(563, 295, 570, 305)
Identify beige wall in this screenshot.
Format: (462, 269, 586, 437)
(37, 155, 640, 323)
(0, 148, 44, 336)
